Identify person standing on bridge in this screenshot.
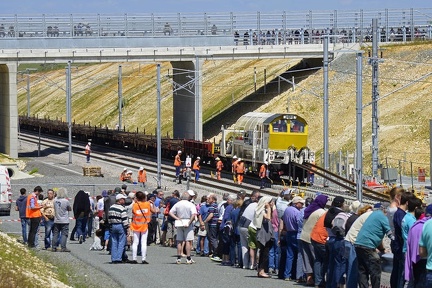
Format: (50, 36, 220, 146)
(174, 151, 183, 183)
(193, 157, 201, 182)
(85, 142, 91, 163)
(215, 157, 223, 180)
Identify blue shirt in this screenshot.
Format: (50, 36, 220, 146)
(282, 206, 301, 232)
(401, 212, 416, 253)
(419, 220, 432, 270)
(355, 210, 391, 249)
(392, 207, 406, 254)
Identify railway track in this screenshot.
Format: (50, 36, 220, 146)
(19, 131, 389, 205)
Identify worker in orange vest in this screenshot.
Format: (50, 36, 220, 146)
(123, 170, 133, 183)
(85, 142, 91, 163)
(174, 151, 182, 182)
(215, 157, 223, 180)
(236, 158, 245, 184)
(193, 157, 201, 182)
(26, 185, 43, 248)
(138, 166, 147, 187)
(259, 161, 268, 189)
(119, 167, 127, 181)
(232, 155, 239, 183)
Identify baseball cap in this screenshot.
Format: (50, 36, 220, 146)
(233, 155, 238, 159)
(187, 189, 195, 197)
(374, 203, 383, 209)
(215, 157, 220, 161)
(292, 196, 305, 204)
(116, 194, 127, 201)
(425, 204, 432, 216)
(332, 196, 345, 207)
(114, 187, 122, 193)
(139, 167, 143, 170)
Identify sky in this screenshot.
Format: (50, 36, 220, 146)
(1, 0, 428, 14)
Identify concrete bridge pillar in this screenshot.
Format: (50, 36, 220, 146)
(0, 63, 18, 158)
(171, 59, 203, 141)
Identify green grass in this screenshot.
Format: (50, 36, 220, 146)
(28, 168, 39, 175)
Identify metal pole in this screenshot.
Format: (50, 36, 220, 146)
(26, 70, 30, 117)
(356, 51, 363, 202)
(194, 56, 200, 140)
(323, 35, 329, 187)
(67, 61, 72, 164)
(410, 162, 414, 190)
(254, 67, 257, 92)
(370, 19, 380, 178)
(38, 125, 41, 157)
(118, 65, 123, 130)
(399, 160, 403, 186)
(156, 64, 162, 189)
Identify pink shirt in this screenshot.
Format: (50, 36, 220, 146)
(271, 208, 279, 232)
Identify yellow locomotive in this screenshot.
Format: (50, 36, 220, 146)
(219, 112, 313, 182)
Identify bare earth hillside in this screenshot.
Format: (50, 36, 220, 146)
(17, 42, 432, 175)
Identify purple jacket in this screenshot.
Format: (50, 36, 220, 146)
(404, 217, 431, 281)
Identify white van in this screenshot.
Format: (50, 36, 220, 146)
(0, 165, 12, 216)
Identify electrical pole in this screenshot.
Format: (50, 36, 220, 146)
(156, 64, 162, 189)
(118, 65, 123, 130)
(323, 35, 329, 187)
(370, 19, 380, 178)
(26, 70, 30, 117)
(356, 52, 363, 202)
(66, 61, 72, 164)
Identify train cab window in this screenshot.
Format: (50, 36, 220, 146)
(290, 120, 304, 133)
(272, 119, 287, 133)
(264, 125, 269, 133)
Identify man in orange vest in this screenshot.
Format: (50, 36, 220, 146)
(119, 167, 127, 181)
(232, 155, 239, 183)
(259, 161, 268, 189)
(26, 185, 43, 248)
(138, 166, 147, 188)
(85, 142, 91, 163)
(174, 151, 182, 181)
(236, 158, 245, 184)
(215, 157, 223, 180)
(193, 157, 201, 182)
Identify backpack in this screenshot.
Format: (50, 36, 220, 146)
(331, 212, 351, 238)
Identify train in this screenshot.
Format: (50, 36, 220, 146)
(19, 112, 313, 182)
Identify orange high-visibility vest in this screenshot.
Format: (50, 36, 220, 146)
(259, 164, 266, 178)
(236, 162, 245, 174)
(174, 154, 181, 167)
(119, 172, 126, 181)
(193, 160, 200, 170)
(138, 170, 147, 183)
(232, 160, 239, 173)
(26, 193, 42, 218)
(216, 160, 223, 171)
(85, 144, 90, 155)
(130, 201, 152, 232)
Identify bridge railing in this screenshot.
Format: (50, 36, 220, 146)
(0, 8, 431, 44)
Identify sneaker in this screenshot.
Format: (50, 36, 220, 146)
(79, 235, 83, 244)
(129, 260, 138, 264)
(176, 259, 182, 264)
(60, 248, 71, 252)
(142, 260, 149, 264)
(186, 259, 195, 264)
(210, 256, 222, 262)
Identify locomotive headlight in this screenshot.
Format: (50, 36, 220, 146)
(283, 115, 297, 120)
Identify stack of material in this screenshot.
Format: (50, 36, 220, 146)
(82, 166, 102, 177)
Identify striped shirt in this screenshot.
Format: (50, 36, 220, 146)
(108, 204, 129, 229)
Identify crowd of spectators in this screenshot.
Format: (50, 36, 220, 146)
(15, 184, 432, 287)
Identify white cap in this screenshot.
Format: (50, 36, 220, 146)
(88, 142, 91, 145)
(187, 189, 195, 196)
(123, 167, 127, 171)
(126, 170, 133, 174)
(197, 157, 200, 160)
(233, 155, 238, 159)
(237, 158, 242, 162)
(264, 161, 268, 165)
(178, 150, 182, 154)
(139, 167, 143, 170)
(292, 196, 305, 204)
(116, 194, 127, 201)
(215, 157, 220, 161)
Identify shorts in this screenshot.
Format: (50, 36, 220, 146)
(176, 225, 194, 242)
(104, 230, 110, 241)
(166, 221, 176, 239)
(247, 226, 257, 249)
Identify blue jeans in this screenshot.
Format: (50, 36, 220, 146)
(20, 217, 29, 244)
(355, 245, 381, 288)
(284, 231, 298, 279)
(52, 223, 69, 249)
(230, 235, 241, 265)
(426, 270, 432, 288)
(196, 235, 209, 254)
(390, 251, 405, 288)
(87, 214, 93, 237)
(194, 169, 200, 181)
(297, 239, 305, 279)
(44, 218, 54, 249)
(76, 215, 88, 242)
(269, 231, 280, 270)
(344, 241, 358, 288)
(175, 166, 181, 177)
(327, 237, 349, 288)
(312, 240, 328, 287)
(110, 224, 126, 262)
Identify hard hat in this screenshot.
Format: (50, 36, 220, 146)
(123, 167, 127, 171)
(264, 161, 268, 165)
(215, 157, 220, 161)
(197, 157, 200, 160)
(127, 170, 133, 174)
(88, 142, 91, 145)
(139, 167, 143, 170)
(233, 155, 238, 159)
(178, 150, 182, 154)
(238, 158, 242, 162)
